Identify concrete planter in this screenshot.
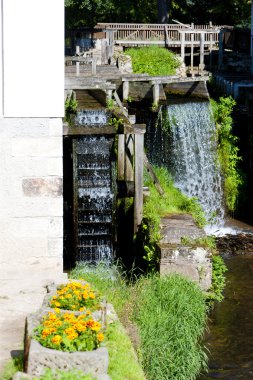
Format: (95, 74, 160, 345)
(26, 339, 109, 378)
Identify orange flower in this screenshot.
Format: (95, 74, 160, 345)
(97, 333, 104, 342)
(67, 331, 78, 340)
(51, 335, 62, 345)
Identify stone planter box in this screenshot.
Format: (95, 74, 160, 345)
(26, 339, 109, 378)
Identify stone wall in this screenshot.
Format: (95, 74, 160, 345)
(0, 117, 64, 277)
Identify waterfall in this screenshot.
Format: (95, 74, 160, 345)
(73, 109, 115, 264)
(146, 101, 225, 230)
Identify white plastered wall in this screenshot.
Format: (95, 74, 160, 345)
(0, 0, 66, 278)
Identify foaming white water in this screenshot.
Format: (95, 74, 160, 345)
(167, 101, 225, 227)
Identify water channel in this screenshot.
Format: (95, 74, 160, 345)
(199, 253, 253, 379)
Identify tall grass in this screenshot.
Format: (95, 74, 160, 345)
(134, 273, 208, 380)
(70, 264, 208, 380)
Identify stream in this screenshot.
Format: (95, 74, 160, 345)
(199, 254, 253, 379)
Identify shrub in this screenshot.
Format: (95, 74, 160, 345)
(211, 96, 243, 212)
(126, 46, 180, 76)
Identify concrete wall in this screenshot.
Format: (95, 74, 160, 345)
(0, 0, 65, 277)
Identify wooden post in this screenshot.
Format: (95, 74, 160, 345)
(123, 81, 129, 101)
(125, 134, 134, 182)
(134, 125, 146, 233)
(209, 21, 213, 68)
(91, 58, 97, 75)
(191, 33, 194, 76)
(76, 61, 80, 76)
(199, 32, 205, 73)
(75, 45, 80, 56)
(152, 82, 160, 106)
(118, 134, 125, 180)
(180, 31, 185, 62)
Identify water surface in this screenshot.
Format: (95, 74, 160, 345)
(199, 255, 253, 379)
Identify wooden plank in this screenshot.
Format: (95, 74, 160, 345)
(118, 134, 125, 180)
(143, 153, 164, 195)
(134, 133, 144, 232)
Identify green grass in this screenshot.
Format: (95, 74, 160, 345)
(106, 322, 146, 380)
(70, 264, 208, 380)
(134, 273, 208, 380)
(125, 46, 180, 76)
(1, 353, 23, 380)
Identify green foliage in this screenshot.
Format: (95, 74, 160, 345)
(69, 264, 209, 380)
(181, 235, 217, 250)
(206, 254, 228, 304)
(134, 273, 208, 380)
(108, 116, 124, 132)
(140, 166, 206, 267)
(1, 354, 23, 380)
(64, 95, 78, 124)
(39, 368, 95, 380)
(106, 322, 146, 380)
(126, 46, 180, 76)
(211, 96, 243, 213)
(70, 261, 131, 318)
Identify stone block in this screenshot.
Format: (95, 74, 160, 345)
(26, 339, 109, 378)
(49, 118, 63, 137)
(159, 214, 212, 290)
(11, 137, 62, 158)
(22, 177, 62, 197)
(160, 245, 212, 291)
(48, 238, 63, 257)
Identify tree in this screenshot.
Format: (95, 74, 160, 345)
(157, 0, 169, 23)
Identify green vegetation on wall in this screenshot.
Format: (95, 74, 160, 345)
(137, 166, 206, 268)
(125, 46, 180, 76)
(211, 96, 243, 213)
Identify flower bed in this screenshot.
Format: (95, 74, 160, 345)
(23, 280, 114, 378)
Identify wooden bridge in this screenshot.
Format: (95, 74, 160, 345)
(95, 22, 224, 48)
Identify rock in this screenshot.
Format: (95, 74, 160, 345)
(216, 233, 253, 255)
(159, 214, 212, 291)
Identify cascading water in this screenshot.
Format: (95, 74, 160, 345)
(72, 109, 115, 264)
(146, 101, 225, 230)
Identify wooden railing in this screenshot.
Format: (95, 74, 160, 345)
(95, 22, 229, 46)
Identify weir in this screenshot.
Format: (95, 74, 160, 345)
(146, 100, 225, 229)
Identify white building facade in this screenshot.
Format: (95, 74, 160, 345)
(0, 0, 65, 277)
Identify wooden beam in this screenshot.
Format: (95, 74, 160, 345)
(134, 133, 144, 232)
(118, 134, 125, 180)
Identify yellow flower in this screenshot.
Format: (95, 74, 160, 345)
(97, 333, 104, 342)
(82, 292, 89, 299)
(67, 331, 78, 340)
(79, 307, 85, 312)
(51, 335, 62, 345)
(54, 308, 61, 313)
(89, 292, 95, 299)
